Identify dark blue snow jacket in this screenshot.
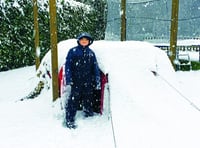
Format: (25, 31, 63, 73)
(65, 44, 100, 91)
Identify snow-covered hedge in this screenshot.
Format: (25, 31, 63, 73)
(0, 0, 107, 71)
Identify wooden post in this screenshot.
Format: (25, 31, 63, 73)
(49, 0, 59, 101)
(169, 0, 179, 69)
(121, 0, 126, 41)
(33, 0, 40, 70)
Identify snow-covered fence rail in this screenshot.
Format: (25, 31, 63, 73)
(145, 36, 200, 41)
(155, 45, 200, 52)
(155, 45, 200, 62)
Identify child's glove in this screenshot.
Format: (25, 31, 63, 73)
(61, 85, 71, 109)
(64, 85, 71, 94)
(62, 85, 71, 100)
(95, 82, 101, 90)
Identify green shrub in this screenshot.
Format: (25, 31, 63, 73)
(191, 61, 200, 70)
(176, 60, 200, 71)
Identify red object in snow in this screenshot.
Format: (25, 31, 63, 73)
(58, 65, 64, 97)
(100, 72, 108, 114)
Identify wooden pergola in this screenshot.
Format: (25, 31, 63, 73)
(33, 0, 180, 101)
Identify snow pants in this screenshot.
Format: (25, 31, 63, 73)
(65, 85, 94, 123)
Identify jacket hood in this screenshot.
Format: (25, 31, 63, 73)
(77, 32, 94, 46)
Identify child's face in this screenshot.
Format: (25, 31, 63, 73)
(79, 37, 89, 47)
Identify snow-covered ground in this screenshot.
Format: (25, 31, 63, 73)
(0, 40, 200, 148)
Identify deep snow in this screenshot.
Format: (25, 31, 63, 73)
(0, 40, 200, 148)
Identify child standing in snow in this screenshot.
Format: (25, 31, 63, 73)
(64, 32, 101, 129)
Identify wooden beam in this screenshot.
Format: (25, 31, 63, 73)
(49, 0, 59, 101)
(33, 0, 40, 70)
(170, 0, 179, 69)
(121, 0, 126, 41)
